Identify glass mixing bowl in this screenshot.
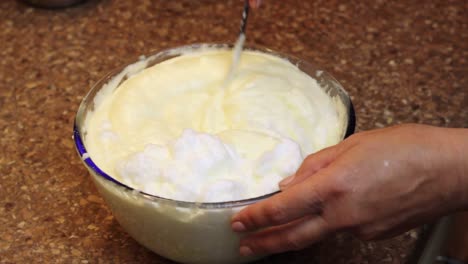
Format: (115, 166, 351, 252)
(73, 44, 356, 264)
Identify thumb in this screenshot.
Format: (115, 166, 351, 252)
(279, 145, 340, 190)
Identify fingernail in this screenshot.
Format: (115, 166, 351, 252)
(240, 246, 254, 257)
(232, 221, 247, 232)
(279, 174, 295, 189)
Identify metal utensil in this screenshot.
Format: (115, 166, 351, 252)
(223, 0, 250, 86)
(240, 0, 250, 35)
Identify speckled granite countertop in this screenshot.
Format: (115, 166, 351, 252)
(1, 0, 466, 263)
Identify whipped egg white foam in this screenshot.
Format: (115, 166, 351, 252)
(84, 48, 345, 202)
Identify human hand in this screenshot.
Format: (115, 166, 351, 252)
(231, 124, 468, 256)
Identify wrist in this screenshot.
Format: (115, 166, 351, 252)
(436, 127, 468, 211)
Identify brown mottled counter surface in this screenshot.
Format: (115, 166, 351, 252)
(1, 0, 467, 263)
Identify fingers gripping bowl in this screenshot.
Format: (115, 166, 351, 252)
(73, 44, 355, 264)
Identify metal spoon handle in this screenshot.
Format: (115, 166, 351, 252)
(240, 0, 250, 34)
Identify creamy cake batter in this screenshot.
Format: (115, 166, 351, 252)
(83, 48, 345, 202)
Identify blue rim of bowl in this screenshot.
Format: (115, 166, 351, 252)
(73, 123, 281, 209)
(73, 44, 356, 209)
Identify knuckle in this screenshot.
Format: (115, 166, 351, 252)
(302, 153, 317, 165)
(263, 203, 287, 225)
(330, 173, 351, 195)
(320, 171, 350, 200)
(242, 211, 260, 230)
(296, 155, 315, 175)
(303, 190, 325, 215)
